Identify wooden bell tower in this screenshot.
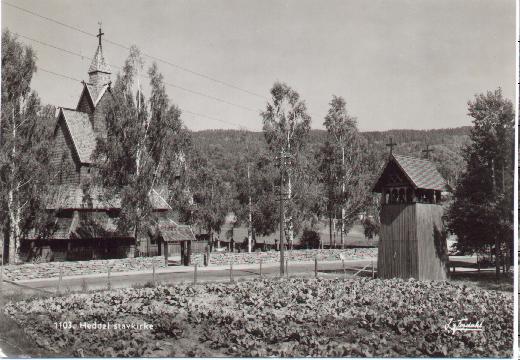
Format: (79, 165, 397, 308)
(372, 152, 450, 280)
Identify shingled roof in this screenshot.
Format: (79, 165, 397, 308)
(85, 83, 109, 107)
(372, 154, 448, 192)
(158, 222, 196, 242)
(46, 185, 171, 210)
(88, 44, 111, 74)
(60, 108, 96, 164)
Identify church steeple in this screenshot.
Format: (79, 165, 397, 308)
(88, 23, 111, 91)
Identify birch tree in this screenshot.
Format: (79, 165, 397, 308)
(321, 95, 377, 248)
(261, 82, 311, 249)
(1, 30, 55, 263)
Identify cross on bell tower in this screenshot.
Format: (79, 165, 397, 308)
(97, 22, 104, 46)
(386, 137, 397, 155)
(422, 145, 434, 159)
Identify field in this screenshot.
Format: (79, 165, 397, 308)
(4, 277, 512, 357)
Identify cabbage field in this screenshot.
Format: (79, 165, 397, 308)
(4, 277, 512, 357)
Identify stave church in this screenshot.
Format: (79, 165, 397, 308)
(21, 28, 195, 262)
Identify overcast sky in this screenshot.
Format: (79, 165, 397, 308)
(1, 0, 515, 131)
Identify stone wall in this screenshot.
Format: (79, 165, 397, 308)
(191, 248, 378, 266)
(3, 256, 165, 282)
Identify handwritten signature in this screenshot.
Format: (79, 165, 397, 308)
(444, 318, 484, 335)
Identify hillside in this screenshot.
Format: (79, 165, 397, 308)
(191, 127, 472, 184)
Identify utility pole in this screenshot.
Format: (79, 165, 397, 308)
(247, 164, 252, 253)
(340, 145, 345, 249)
(276, 148, 291, 276)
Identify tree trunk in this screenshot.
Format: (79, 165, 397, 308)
(7, 109, 20, 264)
(7, 189, 17, 264)
(328, 212, 332, 250)
(491, 159, 500, 279)
(287, 174, 293, 250)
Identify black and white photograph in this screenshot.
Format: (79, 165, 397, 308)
(0, 0, 516, 358)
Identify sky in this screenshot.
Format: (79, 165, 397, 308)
(1, 0, 516, 131)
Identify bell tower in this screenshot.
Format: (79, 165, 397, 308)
(372, 151, 450, 280)
(88, 24, 111, 94)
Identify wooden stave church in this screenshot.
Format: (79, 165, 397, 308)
(372, 152, 450, 280)
(21, 28, 195, 262)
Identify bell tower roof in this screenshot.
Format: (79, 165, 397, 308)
(88, 25, 111, 75)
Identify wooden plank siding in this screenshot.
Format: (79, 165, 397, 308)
(378, 203, 447, 280)
(415, 204, 448, 280)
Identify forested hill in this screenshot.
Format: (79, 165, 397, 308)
(192, 127, 471, 149)
(191, 126, 472, 184)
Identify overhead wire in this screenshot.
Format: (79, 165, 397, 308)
(4, 1, 268, 100)
(15, 32, 260, 114)
(5, 3, 324, 129)
(33, 65, 247, 129)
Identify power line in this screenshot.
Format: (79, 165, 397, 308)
(34, 66, 250, 129)
(4, 1, 268, 100)
(183, 109, 244, 128)
(38, 67, 83, 83)
(4, 1, 95, 38)
(14, 32, 260, 114)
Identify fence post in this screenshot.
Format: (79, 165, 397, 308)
(58, 266, 63, 294)
(314, 256, 318, 278)
(0, 263, 3, 290)
(259, 259, 262, 277)
(194, 263, 198, 284)
(342, 259, 345, 278)
(371, 261, 374, 279)
(230, 261, 234, 282)
(285, 259, 289, 276)
(153, 263, 156, 286)
(107, 265, 111, 289)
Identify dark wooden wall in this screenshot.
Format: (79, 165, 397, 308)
(378, 203, 447, 280)
(415, 204, 448, 280)
(378, 204, 418, 279)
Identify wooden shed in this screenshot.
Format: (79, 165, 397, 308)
(372, 154, 450, 280)
(154, 222, 196, 266)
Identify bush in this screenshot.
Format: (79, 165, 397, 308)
(300, 229, 320, 249)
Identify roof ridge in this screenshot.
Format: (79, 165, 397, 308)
(393, 153, 432, 162)
(61, 106, 81, 112)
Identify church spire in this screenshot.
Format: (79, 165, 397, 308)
(88, 23, 111, 90)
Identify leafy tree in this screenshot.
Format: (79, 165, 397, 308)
(446, 88, 514, 276)
(92, 46, 190, 252)
(261, 82, 311, 249)
(184, 151, 233, 244)
(0, 30, 57, 263)
(320, 95, 377, 248)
